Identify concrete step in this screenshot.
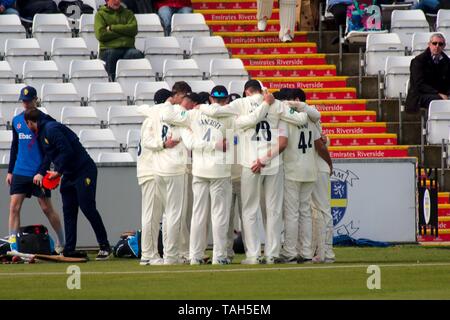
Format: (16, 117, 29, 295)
(408, 145, 443, 168)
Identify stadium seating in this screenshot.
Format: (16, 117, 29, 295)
(228, 80, 247, 96)
(1, 154, 9, 165)
(126, 129, 140, 160)
(60, 106, 101, 135)
(187, 80, 216, 94)
(78, 128, 122, 160)
(87, 82, 128, 121)
(365, 33, 405, 75)
(13, 106, 48, 118)
(390, 9, 430, 50)
(209, 58, 249, 87)
(0, 14, 26, 57)
(134, 13, 164, 52)
(40, 83, 82, 119)
(115, 59, 156, 98)
(69, 59, 109, 99)
(5, 39, 44, 78)
(0, 130, 12, 160)
(189, 36, 230, 76)
(22, 60, 63, 95)
(384, 56, 414, 99)
(82, 0, 103, 11)
(0, 114, 5, 130)
(0, 61, 15, 84)
(0, 83, 26, 125)
(107, 106, 145, 144)
(32, 14, 72, 54)
(97, 152, 135, 163)
(144, 36, 184, 76)
(51, 37, 91, 77)
(163, 58, 203, 86)
(437, 9, 450, 42)
(170, 13, 211, 52)
(79, 14, 99, 57)
(133, 81, 171, 105)
(380, 2, 413, 29)
(427, 100, 450, 144)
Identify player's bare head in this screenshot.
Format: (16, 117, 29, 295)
(171, 81, 192, 104)
(154, 88, 172, 104)
(23, 108, 40, 132)
(209, 85, 229, 105)
(244, 79, 262, 96)
(182, 92, 201, 110)
(198, 92, 211, 105)
(288, 88, 306, 102)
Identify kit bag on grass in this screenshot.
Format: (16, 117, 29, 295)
(346, 0, 381, 33)
(113, 230, 142, 258)
(16, 225, 54, 255)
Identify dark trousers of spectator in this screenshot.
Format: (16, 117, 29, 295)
(328, 3, 348, 28)
(99, 47, 144, 81)
(17, 0, 59, 20)
(60, 160, 110, 252)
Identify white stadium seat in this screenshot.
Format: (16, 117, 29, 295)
(135, 13, 164, 39)
(0, 130, 12, 161)
(163, 58, 203, 86)
(144, 36, 184, 76)
(22, 60, 63, 95)
(0, 83, 26, 125)
(40, 83, 81, 119)
(13, 106, 48, 118)
(187, 80, 216, 94)
(2, 154, 10, 165)
(69, 59, 109, 99)
(107, 106, 145, 144)
(97, 152, 135, 163)
(228, 80, 248, 96)
(79, 14, 99, 56)
(51, 37, 91, 77)
(5, 38, 44, 77)
(32, 13, 72, 54)
(384, 55, 414, 99)
(170, 13, 211, 52)
(190, 36, 229, 76)
(0, 61, 15, 84)
(79, 128, 121, 161)
(61, 106, 101, 135)
(82, 0, 102, 11)
(0, 113, 5, 130)
(126, 129, 141, 160)
(133, 81, 171, 105)
(209, 58, 249, 87)
(88, 82, 128, 121)
(390, 9, 430, 50)
(427, 100, 450, 144)
(365, 33, 405, 75)
(115, 59, 156, 98)
(0, 14, 26, 56)
(437, 9, 450, 43)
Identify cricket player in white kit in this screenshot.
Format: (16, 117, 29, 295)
(161, 87, 235, 265)
(257, 0, 297, 42)
(136, 89, 173, 266)
(202, 80, 309, 264)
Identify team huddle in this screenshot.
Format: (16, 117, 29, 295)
(137, 80, 336, 265)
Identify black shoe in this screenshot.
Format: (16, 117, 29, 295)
(297, 256, 313, 264)
(96, 245, 112, 261)
(63, 250, 88, 259)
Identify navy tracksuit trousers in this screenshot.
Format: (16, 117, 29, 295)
(60, 160, 109, 252)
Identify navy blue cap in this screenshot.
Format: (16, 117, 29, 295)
(210, 85, 229, 98)
(19, 86, 37, 102)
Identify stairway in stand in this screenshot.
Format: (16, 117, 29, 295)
(192, 0, 409, 159)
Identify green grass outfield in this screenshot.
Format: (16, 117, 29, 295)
(1, 245, 450, 300)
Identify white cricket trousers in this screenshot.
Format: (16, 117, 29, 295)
(241, 167, 284, 259)
(190, 176, 232, 263)
(279, 0, 297, 39)
(311, 172, 335, 260)
(140, 179, 163, 262)
(156, 174, 188, 263)
(227, 179, 244, 258)
(283, 179, 315, 259)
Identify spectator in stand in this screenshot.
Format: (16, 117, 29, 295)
(153, 0, 193, 36)
(0, 0, 19, 15)
(413, 0, 439, 14)
(94, 0, 144, 81)
(405, 33, 450, 113)
(16, 0, 58, 20)
(327, 0, 353, 32)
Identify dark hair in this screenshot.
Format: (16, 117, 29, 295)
(197, 91, 211, 104)
(172, 81, 192, 95)
(243, 79, 262, 94)
(288, 88, 306, 102)
(229, 93, 241, 102)
(24, 108, 41, 123)
(154, 88, 172, 104)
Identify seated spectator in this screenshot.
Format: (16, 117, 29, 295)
(0, 0, 19, 15)
(94, 0, 144, 81)
(153, 0, 193, 36)
(16, 0, 58, 20)
(406, 33, 450, 113)
(413, 0, 439, 14)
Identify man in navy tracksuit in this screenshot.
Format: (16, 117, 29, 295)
(24, 108, 112, 260)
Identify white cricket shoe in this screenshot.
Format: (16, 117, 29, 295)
(281, 34, 293, 43)
(241, 258, 260, 265)
(257, 19, 267, 31)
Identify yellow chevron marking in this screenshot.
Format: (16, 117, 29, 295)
(439, 192, 449, 197)
(234, 53, 325, 59)
(246, 65, 335, 71)
(329, 146, 409, 151)
(328, 134, 397, 139)
(321, 122, 386, 128)
(255, 76, 348, 82)
(439, 204, 450, 209)
(215, 31, 307, 37)
(439, 217, 450, 222)
(227, 43, 317, 48)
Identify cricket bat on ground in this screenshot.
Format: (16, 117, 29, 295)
(7, 251, 88, 263)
